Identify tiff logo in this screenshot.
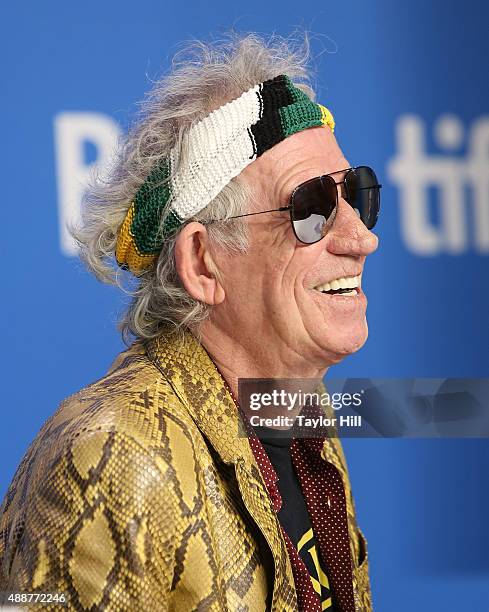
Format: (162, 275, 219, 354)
(388, 115, 489, 255)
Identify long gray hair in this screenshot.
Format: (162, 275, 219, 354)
(72, 32, 316, 343)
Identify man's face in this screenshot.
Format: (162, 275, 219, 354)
(211, 126, 379, 367)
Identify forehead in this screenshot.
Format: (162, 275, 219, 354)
(241, 126, 350, 205)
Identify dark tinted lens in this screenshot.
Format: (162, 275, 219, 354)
(290, 176, 337, 243)
(344, 166, 380, 229)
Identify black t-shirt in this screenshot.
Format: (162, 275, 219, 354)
(253, 425, 337, 611)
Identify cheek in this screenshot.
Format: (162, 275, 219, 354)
(219, 224, 314, 303)
(292, 243, 328, 287)
(219, 248, 271, 299)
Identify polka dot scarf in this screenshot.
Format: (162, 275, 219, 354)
(238, 400, 356, 611)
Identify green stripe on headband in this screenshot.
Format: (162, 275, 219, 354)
(131, 159, 172, 254)
(281, 76, 324, 136)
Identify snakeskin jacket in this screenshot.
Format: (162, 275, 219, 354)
(0, 330, 372, 611)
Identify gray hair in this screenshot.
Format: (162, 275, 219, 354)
(72, 32, 316, 343)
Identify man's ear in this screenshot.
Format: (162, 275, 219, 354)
(174, 222, 225, 305)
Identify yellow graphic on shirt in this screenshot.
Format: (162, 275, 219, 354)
(297, 528, 332, 610)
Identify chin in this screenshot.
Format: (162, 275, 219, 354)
(318, 322, 369, 364)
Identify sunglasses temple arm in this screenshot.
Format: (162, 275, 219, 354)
(207, 206, 291, 223)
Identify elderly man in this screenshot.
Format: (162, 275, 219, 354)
(0, 34, 379, 611)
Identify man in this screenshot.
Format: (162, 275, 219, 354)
(0, 34, 379, 611)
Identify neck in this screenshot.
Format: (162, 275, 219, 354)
(197, 320, 330, 421)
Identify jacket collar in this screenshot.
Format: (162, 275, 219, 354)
(144, 328, 256, 466)
(143, 328, 339, 469)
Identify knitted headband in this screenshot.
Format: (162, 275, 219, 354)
(115, 74, 335, 273)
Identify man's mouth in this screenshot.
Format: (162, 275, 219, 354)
(313, 275, 361, 297)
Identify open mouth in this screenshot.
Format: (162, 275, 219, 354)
(313, 275, 360, 297)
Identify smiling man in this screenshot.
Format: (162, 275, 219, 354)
(0, 34, 379, 611)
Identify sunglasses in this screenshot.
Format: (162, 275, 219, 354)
(205, 165, 381, 244)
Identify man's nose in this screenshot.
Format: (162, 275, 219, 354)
(325, 197, 379, 256)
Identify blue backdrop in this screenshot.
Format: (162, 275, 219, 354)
(2, 1, 488, 610)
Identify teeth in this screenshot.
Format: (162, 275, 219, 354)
(314, 275, 360, 292)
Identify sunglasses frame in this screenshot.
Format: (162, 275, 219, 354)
(201, 165, 382, 244)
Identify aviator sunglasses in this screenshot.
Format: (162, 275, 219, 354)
(205, 165, 381, 244)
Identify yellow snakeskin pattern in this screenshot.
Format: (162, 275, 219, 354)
(0, 329, 372, 611)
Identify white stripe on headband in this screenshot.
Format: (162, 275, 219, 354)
(169, 84, 262, 221)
